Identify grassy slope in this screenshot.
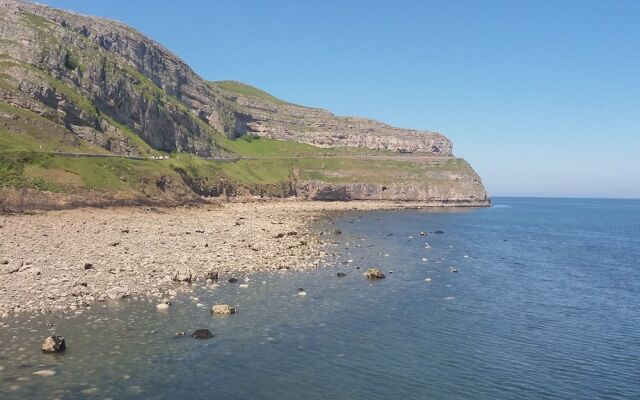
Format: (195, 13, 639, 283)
(211, 81, 290, 105)
(0, 100, 472, 196)
(0, 16, 472, 201)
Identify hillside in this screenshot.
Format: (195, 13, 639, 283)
(0, 0, 489, 211)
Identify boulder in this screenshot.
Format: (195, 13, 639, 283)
(336, 272, 347, 277)
(192, 329, 213, 339)
(204, 271, 218, 280)
(228, 278, 238, 283)
(364, 268, 385, 279)
(42, 336, 66, 353)
(211, 304, 236, 315)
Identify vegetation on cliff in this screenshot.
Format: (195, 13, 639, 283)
(0, 0, 489, 209)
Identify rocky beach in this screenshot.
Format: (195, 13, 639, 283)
(0, 200, 445, 316)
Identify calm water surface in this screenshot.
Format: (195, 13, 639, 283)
(1, 197, 638, 399)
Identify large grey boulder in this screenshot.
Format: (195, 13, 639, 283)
(42, 335, 66, 353)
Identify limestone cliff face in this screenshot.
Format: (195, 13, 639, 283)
(0, 0, 455, 156)
(0, 0, 490, 206)
(295, 159, 488, 203)
(0, 0, 229, 156)
(297, 181, 489, 204)
(215, 84, 453, 154)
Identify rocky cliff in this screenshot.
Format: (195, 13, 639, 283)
(211, 81, 453, 154)
(0, 0, 489, 209)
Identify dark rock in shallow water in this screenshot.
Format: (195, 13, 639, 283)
(192, 329, 213, 339)
(333, 229, 342, 235)
(173, 269, 194, 282)
(364, 268, 385, 279)
(228, 278, 238, 283)
(42, 336, 66, 353)
(336, 272, 347, 277)
(434, 230, 445, 234)
(205, 271, 218, 280)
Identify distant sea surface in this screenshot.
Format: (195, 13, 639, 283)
(1, 197, 638, 399)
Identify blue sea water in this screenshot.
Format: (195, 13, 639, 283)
(0, 197, 638, 399)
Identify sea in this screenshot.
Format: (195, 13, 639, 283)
(0, 197, 638, 399)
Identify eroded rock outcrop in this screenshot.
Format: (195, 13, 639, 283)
(0, 0, 489, 207)
(1, 0, 456, 156)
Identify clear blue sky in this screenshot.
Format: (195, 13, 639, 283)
(39, 0, 640, 198)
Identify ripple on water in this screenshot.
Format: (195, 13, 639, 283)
(1, 199, 639, 399)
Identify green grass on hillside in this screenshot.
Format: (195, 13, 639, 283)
(211, 81, 290, 105)
(217, 135, 394, 157)
(0, 102, 106, 153)
(19, 12, 52, 30)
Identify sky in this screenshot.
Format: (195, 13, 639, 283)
(38, 0, 640, 198)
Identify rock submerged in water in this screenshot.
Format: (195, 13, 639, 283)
(33, 369, 56, 377)
(228, 278, 238, 283)
(211, 304, 236, 315)
(192, 329, 213, 339)
(105, 286, 128, 300)
(42, 336, 66, 353)
(364, 268, 385, 279)
(336, 272, 346, 277)
(156, 300, 171, 310)
(173, 269, 194, 282)
(204, 271, 218, 281)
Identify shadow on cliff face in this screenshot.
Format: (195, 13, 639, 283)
(172, 167, 297, 199)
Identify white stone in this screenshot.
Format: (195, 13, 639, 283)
(33, 369, 56, 377)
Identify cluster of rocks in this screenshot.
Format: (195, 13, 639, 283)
(0, 201, 442, 316)
(0, 202, 340, 315)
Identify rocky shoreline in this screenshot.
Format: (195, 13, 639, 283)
(0, 200, 470, 316)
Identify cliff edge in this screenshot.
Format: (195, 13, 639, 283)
(0, 0, 489, 210)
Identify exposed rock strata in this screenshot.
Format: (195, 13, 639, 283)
(1, 0, 456, 155)
(216, 84, 453, 154)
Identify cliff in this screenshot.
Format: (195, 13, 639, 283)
(0, 0, 489, 210)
